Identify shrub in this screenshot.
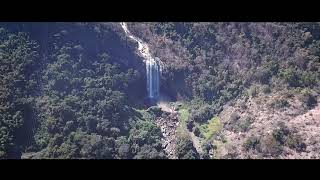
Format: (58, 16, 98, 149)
(238, 100, 247, 110)
(279, 67, 300, 87)
(147, 106, 163, 117)
(261, 85, 271, 94)
(285, 134, 306, 152)
(229, 112, 240, 123)
(260, 135, 283, 157)
(299, 88, 317, 108)
(186, 119, 194, 131)
(248, 85, 259, 97)
(254, 68, 272, 84)
(279, 68, 317, 88)
(272, 122, 290, 144)
(272, 122, 306, 152)
(299, 71, 317, 87)
(178, 108, 190, 125)
(243, 136, 260, 151)
(190, 105, 213, 123)
(193, 126, 201, 137)
(223, 145, 239, 159)
(235, 117, 253, 132)
(263, 60, 279, 76)
(175, 135, 200, 159)
(271, 98, 290, 109)
(199, 117, 222, 140)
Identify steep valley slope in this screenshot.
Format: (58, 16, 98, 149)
(1, 22, 319, 159)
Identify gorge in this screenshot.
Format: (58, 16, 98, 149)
(0, 22, 319, 159)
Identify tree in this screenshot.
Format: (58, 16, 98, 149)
(175, 134, 200, 159)
(0, 28, 40, 158)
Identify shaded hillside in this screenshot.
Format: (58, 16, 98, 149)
(0, 23, 165, 159)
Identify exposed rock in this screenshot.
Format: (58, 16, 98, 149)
(154, 102, 179, 159)
(218, 92, 320, 159)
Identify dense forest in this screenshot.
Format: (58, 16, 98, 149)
(0, 22, 319, 159)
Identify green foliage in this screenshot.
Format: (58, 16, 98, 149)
(272, 122, 290, 144)
(192, 126, 201, 137)
(244, 123, 304, 157)
(129, 120, 162, 149)
(146, 106, 162, 117)
(32, 39, 160, 158)
(270, 98, 290, 109)
(285, 134, 306, 152)
(262, 60, 279, 76)
(146, 22, 320, 110)
(279, 68, 299, 87)
(133, 144, 166, 159)
(178, 107, 190, 128)
(199, 117, 222, 140)
(233, 116, 253, 132)
(299, 71, 317, 87)
(0, 28, 40, 158)
(126, 113, 164, 159)
(243, 136, 260, 151)
(0, 23, 166, 159)
(279, 67, 318, 88)
(260, 135, 283, 157)
(175, 134, 200, 159)
(1, 22, 320, 159)
(272, 122, 306, 152)
(190, 104, 214, 123)
(243, 122, 307, 157)
(298, 88, 317, 108)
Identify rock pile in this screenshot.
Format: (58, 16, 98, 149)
(155, 110, 179, 159)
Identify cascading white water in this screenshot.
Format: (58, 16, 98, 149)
(120, 22, 161, 99)
(120, 23, 180, 159)
(146, 58, 160, 98)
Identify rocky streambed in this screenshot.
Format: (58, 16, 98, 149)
(155, 103, 180, 159)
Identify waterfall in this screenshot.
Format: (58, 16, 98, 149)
(147, 58, 160, 98)
(120, 22, 161, 100)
